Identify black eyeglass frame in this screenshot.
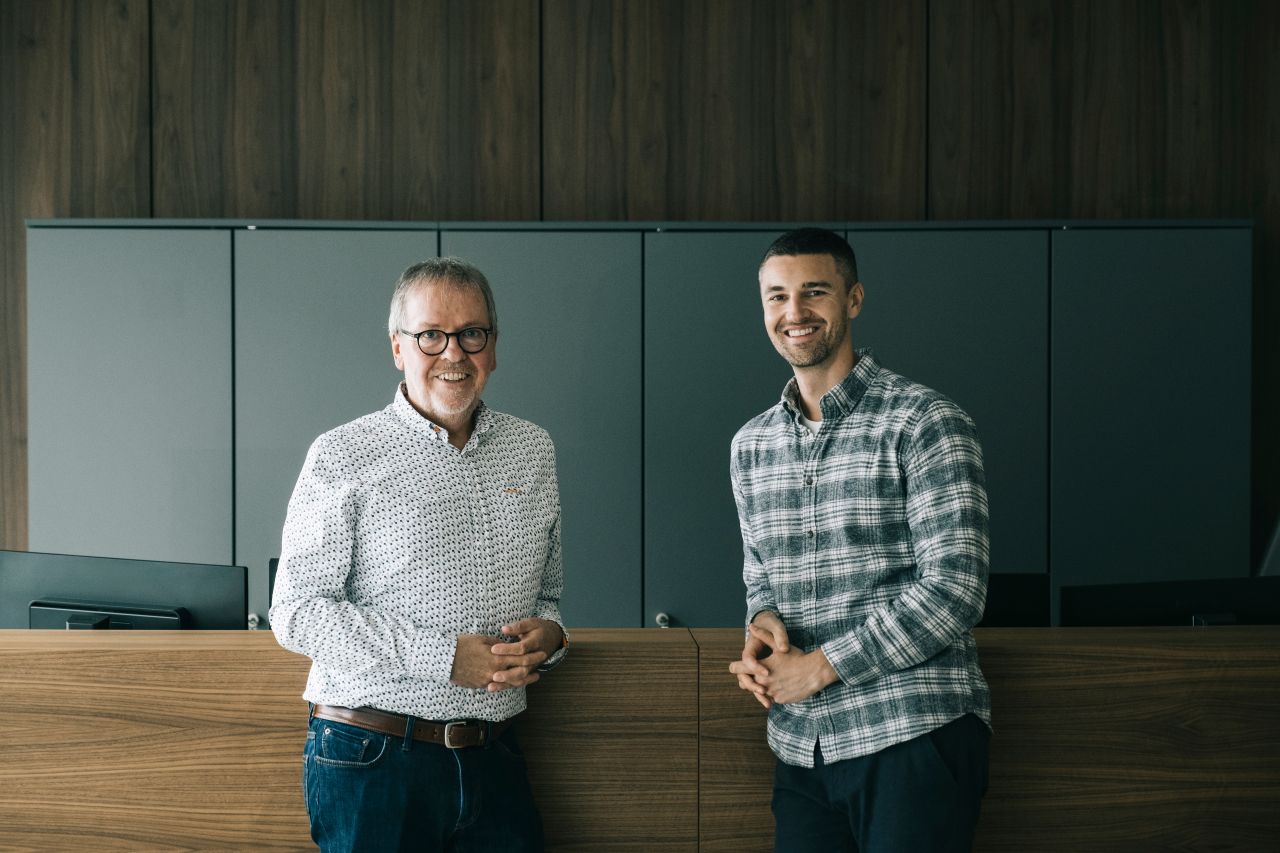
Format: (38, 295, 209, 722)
(398, 326, 494, 356)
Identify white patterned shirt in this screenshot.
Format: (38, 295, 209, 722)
(270, 385, 566, 722)
(732, 350, 991, 767)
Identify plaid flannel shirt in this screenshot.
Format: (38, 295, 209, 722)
(731, 349, 991, 768)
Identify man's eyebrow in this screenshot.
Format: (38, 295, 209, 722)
(763, 280, 835, 291)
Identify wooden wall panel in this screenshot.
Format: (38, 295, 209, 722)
(542, 0, 926, 220)
(0, 629, 698, 852)
(0, 0, 150, 551)
(695, 627, 1280, 852)
(152, 0, 298, 218)
(928, 0, 1055, 218)
(930, 0, 1236, 219)
(152, 0, 539, 220)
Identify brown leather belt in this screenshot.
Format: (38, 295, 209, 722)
(310, 704, 512, 749)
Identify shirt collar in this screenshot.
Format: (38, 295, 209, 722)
(780, 348, 880, 422)
(391, 383, 493, 448)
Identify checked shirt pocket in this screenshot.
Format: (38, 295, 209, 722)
(313, 722, 389, 769)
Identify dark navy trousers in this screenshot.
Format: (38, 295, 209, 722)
(772, 713, 990, 853)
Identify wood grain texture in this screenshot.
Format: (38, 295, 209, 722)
(524, 629, 699, 852)
(0, 0, 150, 551)
(542, 0, 926, 221)
(0, 629, 697, 852)
(152, 0, 539, 219)
(0, 631, 313, 851)
(691, 629, 775, 853)
(694, 627, 1280, 853)
(930, 0, 1239, 219)
(928, 0, 1055, 218)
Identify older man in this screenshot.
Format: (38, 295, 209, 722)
(271, 257, 567, 852)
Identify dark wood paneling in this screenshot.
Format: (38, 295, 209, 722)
(928, 0, 1055, 218)
(153, 0, 539, 220)
(975, 627, 1280, 851)
(1053, 0, 1232, 219)
(0, 1, 24, 552)
(152, 0, 298, 218)
(0, 0, 150, 551)
(695, 627, 1280, 853)
(930, 0, 1237, 219)
(542, 0, 926, 220)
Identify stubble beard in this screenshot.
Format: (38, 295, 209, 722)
(774, 321, 847, 369)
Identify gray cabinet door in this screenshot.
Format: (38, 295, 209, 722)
(644, 231, 794, 628)
(851, 229, 1049, 575)
(441, 231, 642, 627)
(1050, 227, 1251, 613)
(27, 227, 233, 565)
(235, 229, 436, 621)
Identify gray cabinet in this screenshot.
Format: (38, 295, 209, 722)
(26, 228, 233, 565)
(441, 230, 643, 627)
(644, 231, 795, 628)
(234, 229, 437, 620)
(1050, 227, 1251, 620)
(643, 228, 1051, 629)
(852, 229, 1049, 575)
(25, 220, 1252, 630)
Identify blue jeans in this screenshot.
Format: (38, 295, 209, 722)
(303, 715, 544, 853)
(772, 713, 990, 853)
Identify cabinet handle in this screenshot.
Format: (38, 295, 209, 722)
(655, 612, 671, 628)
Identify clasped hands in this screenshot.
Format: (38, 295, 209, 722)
(729, 611, 839, 708)
(450, 617, 563, 692)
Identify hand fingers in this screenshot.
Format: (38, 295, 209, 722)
(752, 613, 790, 652)
(747, 623, 784, 655)
(491, 651, 548, 673)
(488, 667, 541, 690)
(491, 639, 532, 655)
(754, 692, 773, 709)
(501, 618, 540, 636)
(730, 655, 768, 679)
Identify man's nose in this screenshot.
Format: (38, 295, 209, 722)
(442, 334, 469, 359)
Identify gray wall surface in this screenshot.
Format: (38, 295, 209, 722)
(235, 229, 437, 620)
(27, 228, 233, 565)
(25, 221, 1253, 629)
(442, 230, 643, 627)
(853, 229, 1049, 575)
(1050, 227, 1252, 620)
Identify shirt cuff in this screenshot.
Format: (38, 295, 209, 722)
(536, 625, 569, 672)
(820, 633, 881, 687)
(411, 630, 458, 683)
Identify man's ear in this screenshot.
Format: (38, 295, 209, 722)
(390, 332, 405, 370)
(847, 282, 865, 320)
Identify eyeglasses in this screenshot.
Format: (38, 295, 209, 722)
(399, 327, 493, 356)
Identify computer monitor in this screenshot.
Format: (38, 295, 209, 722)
(1059, 576, 1280, 627)
(0, 549, 248, 629)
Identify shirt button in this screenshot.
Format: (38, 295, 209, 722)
(805, 476, 814, 485)
(807, 530, 815, 538)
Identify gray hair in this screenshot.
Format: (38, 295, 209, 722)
(387, 257, 499, 336)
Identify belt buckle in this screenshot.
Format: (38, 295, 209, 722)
(442, 720, 470, 749)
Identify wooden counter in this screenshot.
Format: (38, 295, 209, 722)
(2, 627, 1277, 851)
